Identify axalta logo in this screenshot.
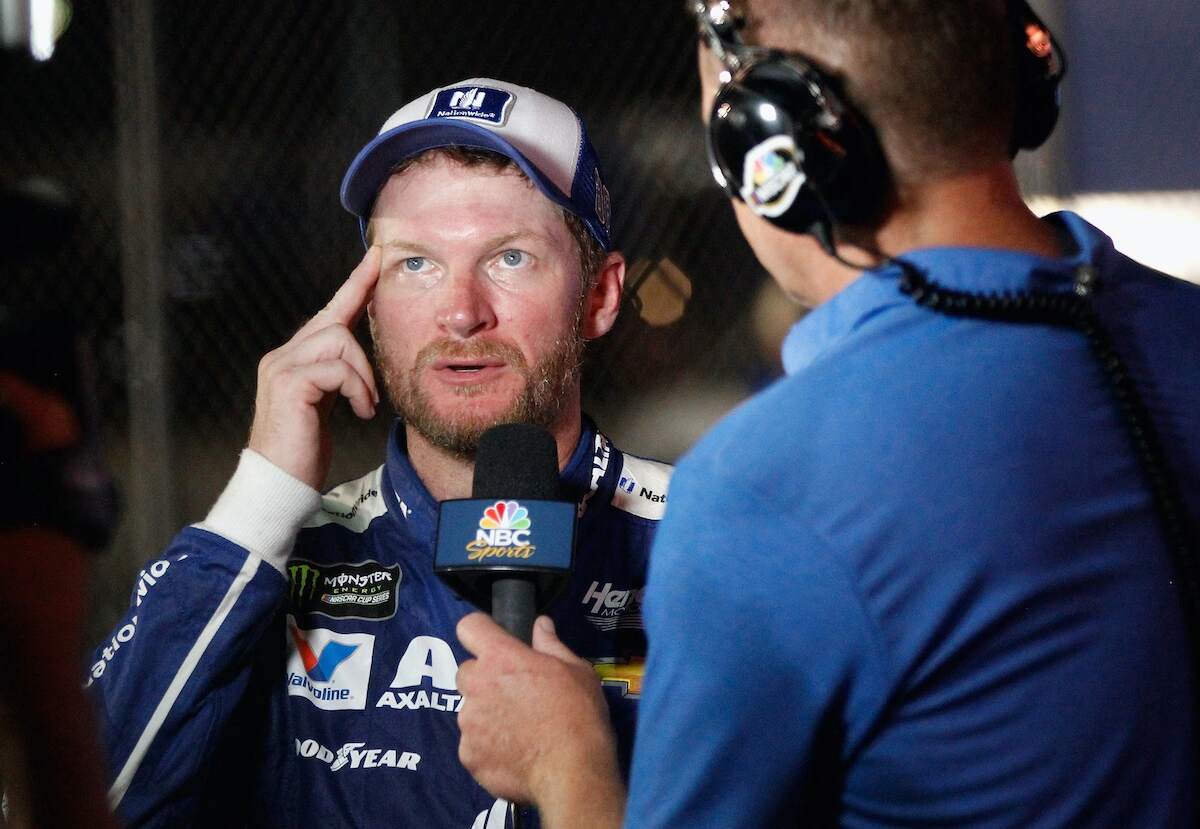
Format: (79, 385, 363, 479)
(465, 500, 535, 562)
(376, 635, 463, 713)
(295, 738, 420, 772)
(581, 581, 644, 632)
(286, 621, 375, 711)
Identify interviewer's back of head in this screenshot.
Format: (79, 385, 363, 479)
(756, 0, 1017, 185)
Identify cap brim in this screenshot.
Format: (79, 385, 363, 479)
(340, 119, 578, 244)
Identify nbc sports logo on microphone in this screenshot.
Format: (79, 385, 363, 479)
(467, 501, 536, 561)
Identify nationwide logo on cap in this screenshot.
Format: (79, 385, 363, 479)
(428, 85, 516, 126)
(466, 500, 535, 562)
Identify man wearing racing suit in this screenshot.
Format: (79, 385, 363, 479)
(87, 78, 671, 829)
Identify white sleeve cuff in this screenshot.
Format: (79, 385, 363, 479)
(195, 449, 322, 575)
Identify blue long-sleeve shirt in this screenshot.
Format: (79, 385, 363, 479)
(628, 213, 1198, 828)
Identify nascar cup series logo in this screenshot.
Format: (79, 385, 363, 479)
(740, 134, 806, 218)
(288, 560, 400, 621)
(466, 500, 536, 562)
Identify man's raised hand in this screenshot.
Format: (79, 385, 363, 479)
(247, 245, 382, 490)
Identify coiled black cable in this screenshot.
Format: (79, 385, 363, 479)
(895, 261, 1200, 653)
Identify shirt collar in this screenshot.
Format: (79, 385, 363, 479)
(382, 415, 606, 522)
(782, 211, 1117, 376)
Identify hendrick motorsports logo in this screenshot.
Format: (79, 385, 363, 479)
(288, 559, 400, 621)
(295, 737, 420, 772)
(580, 580, 644, 632)
(465, 500, 536, 562)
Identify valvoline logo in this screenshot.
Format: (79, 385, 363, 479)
(466, 500, 535, 562)
(285, 620, 375, 711)
(289, 624, 358, 683)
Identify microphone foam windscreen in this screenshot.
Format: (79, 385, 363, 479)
(472, 423, 561, 500)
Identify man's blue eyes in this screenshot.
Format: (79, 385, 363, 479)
(399, 252, 527, 271)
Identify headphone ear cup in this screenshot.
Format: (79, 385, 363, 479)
(1009, 0, 1066, 153)
(707, 75, 825, 234)
(706, 57, 889, 235)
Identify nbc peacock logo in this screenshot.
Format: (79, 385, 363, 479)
(466, 500, 536, 562)
(740, 135, 805, 218)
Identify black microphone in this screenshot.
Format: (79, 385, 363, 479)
(434, 423, 576, 643)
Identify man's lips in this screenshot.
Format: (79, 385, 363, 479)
(430, 357, 507, 372)
(428, 358, 510, 385)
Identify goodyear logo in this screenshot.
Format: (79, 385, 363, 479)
(465, 500, 535, 562)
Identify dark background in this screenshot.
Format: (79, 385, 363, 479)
(1, 0, 1196, 638)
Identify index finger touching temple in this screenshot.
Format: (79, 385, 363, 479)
(301, 245, 382, 336)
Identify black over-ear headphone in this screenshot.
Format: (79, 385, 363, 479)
(698, 0, 1066, 239)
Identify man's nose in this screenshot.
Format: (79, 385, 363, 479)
(435, 271, 495, 339)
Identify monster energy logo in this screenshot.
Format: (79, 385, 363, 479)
(290, 563, 321, 602)
(288, 559, 401, 621)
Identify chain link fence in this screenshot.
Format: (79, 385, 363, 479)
(18, 1, 1190, 641)
(2, 0, 780, 638)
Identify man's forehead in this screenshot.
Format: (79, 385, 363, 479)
(373, 155, 543, 213)
(369, 168, 570, 245)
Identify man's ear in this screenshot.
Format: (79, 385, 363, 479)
(582, 252, 626, 340)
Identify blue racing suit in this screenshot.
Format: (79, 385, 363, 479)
(89, 418, 670, 828)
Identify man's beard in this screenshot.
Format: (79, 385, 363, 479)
(372, 321, 585, 460)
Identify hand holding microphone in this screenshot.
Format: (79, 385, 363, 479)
(442, 424, 625, 825)
(455, 613, 624, 822)
(434, 422, 576, 643)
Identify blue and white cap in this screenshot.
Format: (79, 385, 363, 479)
(340, 78, 612, 250)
